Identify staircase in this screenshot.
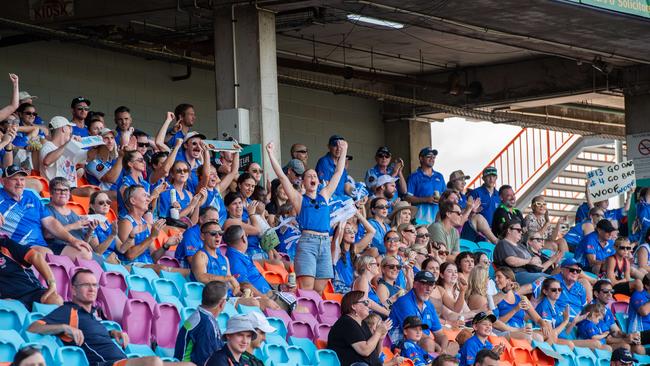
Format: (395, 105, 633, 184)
(467, 127, 620, 223)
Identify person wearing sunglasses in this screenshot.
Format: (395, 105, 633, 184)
(157, 160, 205, 220)
(377, 255, 408, 309)
(385, 230, 412, 290)
(404, 147, 446, 226)
(525, 232, 563, 275)
(365, 146, 407, 197)
(490, 185, 525, 239)
(289, 143, 309, 167)
(429, 201, 463, 261)
(523, 195, 569, 253)
(591, 280, 645, 354)
(575, 219, 617, 274)
(177, 131, 207, 193)
(602, 237, 644, 296)
(540, 258, 589, 319)
(15, 102, 46, 148)
(628, 273, 650, 348)
(88, 191, 121, 264)
(564, 206, 605, 251)
(190, 221, 241, 294)
(534, 277, 577, 347)
(367, 197, 391, 255)
(494, 219, 549, 286)
(352, 255, 390, 317)
(333, 213, 376, 294)
(69, 96, 90, 137)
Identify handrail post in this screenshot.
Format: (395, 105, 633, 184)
(546, 130, 551, 168)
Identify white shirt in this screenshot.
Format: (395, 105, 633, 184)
(39, 140, 86, 188)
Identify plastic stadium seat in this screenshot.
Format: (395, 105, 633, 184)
(97, 286, 128, 324)
(153, 303, 180, 348)
(267, 317, 288, 339)
(0, 330, 23, 362)
(106, 208, 118, 223)
(296, 297, 319, 316)
(615, 312, 629, 333)
(48, 263, 71, 300)
(265, 308, 291, 324)
(23, 312, 44, 328)
(126, 343, 156, 357)
(160, 270, 188, 295)
(613, 294, 630, 302)
(155, 346, 175, 358)
(552, 343, 577, 366)
(264, 343, 289, 365)
(159, 296, 184, 314)
(131, 266, 159, 284)
(287, 320, 314, 339)
(32, 302, 58, 315)
(296, 289, 323, 307)
(55, 346, 90, 366)
(315, 339, 328, 349)
(182, 282, 204, 308)
(158, 256, 180, 268)
(288, 336, 318, 364)
(66, 201, 87, 215)
(102, 262, 130, 278)
(237, 303, 263, 315)
(263, 262, 289, 282)
(291, 312, 319, 330)
(123, 299, 153, 345)
(459, 239, 478, 251)
(319, 300, 341, 318)
(21, 341, 56, 365)
(222, 302, 238, 318)
(382, 347, 394, 361)
(287, 345, 312, 366)
(477, 241, 495, 249)
(74, 258, 104, 279)
(530, 345, 556, 366)
(26, 175, 49, 197)
(573, 347, 596, 366)
(101, 320, 122, 332)
(217, 313, 229, 330)
(126, 274, 154, 294)
(322, 292, 343, 303)
(508, 338, 535, 366)
(593, 348, 611, 366)
(180, 307, 197, 323)
(610, 301, 629, 315)
(263, 270, 285, 285)
(266, 333, 290, 348)
(316, 349, 341, 366)
(100, 271, 128, 292)
(0, 300, 28, 331)
(128, 290, 157, 312)
(315, 323, 331, 341)
(634, 354, 650, 365)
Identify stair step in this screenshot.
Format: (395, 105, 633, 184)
(557, 170, 589, 179)
(547, 182, 586, 193)
(582, 146, 616, 155)
(543, 196, 584, 205)
(571, 158, 612, 168)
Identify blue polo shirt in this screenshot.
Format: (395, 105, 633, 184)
(37, 302, 127, 365)
(551, 273, 586, 318)
(0, 189, 51, 247)
(469, 185, 501, 225)
(315, 153, 348, 196)
(175, 225, 202, 268)
(459, 335, 493, 366)
(575, 231, 615, 269)
(577, 319, 605, 344)
(389, 290, 441, 343)
(72, 125, 89, 137)
(174, 306, 223, 366)
(0, 238, 45, 303)
(406, 168, 446, 225)
(167, 130, 186, 148)
(368, 218, 389, 255)
(629, 290, 650, 331)
(593, 300, 615, 333)
(226, 246, 271, 294)
(535, 297, 571, 339)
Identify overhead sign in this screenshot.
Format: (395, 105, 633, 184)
(587, 160, 636, 201)
(564, 0, 650, 19)
(29, 0, 74, 21)
(627, 132, 650, 179)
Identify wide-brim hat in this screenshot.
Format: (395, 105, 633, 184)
(389, 201, 417, 221)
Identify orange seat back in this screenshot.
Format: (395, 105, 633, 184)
(27, 175, 50, 197)
(71, 194, 91, 212)
(263, 270, 284, 285)
(382, 347, 394, 361)
(263, 262, 288, 282)
(253, 260, 265, 274)
(106, 208, 117, 223)
(66, 201, 87, 215)
(322, 292, 343, 303)
(315, 339, 328, 349)
(154, 230, 170, 249)
(613, 293, 630, 302)
(531, 348, 555, 366)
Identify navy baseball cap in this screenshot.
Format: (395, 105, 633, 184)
(418, 147, 438, 157)
(403, 316, 429, 330)
(376, 146, 391, 156)
(472, 312, 497, 325)
(328, 135, 344, 146)
(611, 348, 638, 364)
(414, 271, 436, 284)
(561, 258, 580, 268)
(71, 96, 91, 108)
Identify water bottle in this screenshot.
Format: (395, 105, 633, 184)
(169, 189, 180, 219)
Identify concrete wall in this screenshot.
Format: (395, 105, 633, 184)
(0, 41, 384, 180)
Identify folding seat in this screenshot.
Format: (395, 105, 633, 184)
(529, 340, 556, 366)
(157, 256, 180, 268)
(263, 262, 289, 282)
(31, 302, 57, 316)
(296, 289, 322, 307)
(314, 323, 331, 342)
(610, 301, 628, 315)
(573, 346, 597, 366)
(291, 312, 319, 330)
(160, 270, 187, 295)
(100, 271, 128, 292)
(126, 343, 156, 357)
(322, 292, 343, 303)
(128, 290, 157, 312)
(96, 286, 128, 324)
(267, 317, 288, 339)
(296, 297, 319, 316)
(316, 349, 341, 366)
(265, 333, 290, 348)
(552, 343, 578, 366)
(217, 312, 229, 330)
(126, 274, 154, 294)
(237, 303, 263, 315)
(74, 258, 104, 279)
(287, 320, 314, 339)
(182, 282, 204, 308)
(46, 253, 75, 270)
(459, 239, 478, 252)
(613, 293, 630, 302)
(264, 308, 291, 324)
(318, 300, 341, 324)
(615, 312, 629, 333)
(152, 303, 180, 349)
(508, 338, 535, 366)
(593, 348, 611, 366)
(48, 262, 71, 300)
(66, 201, 87, 215)
(263, 270, 285, 285)
(102, 262, 130, 278)
(122, 299, 153, 345)
(54, 346, 89, 366)
(287, 345, 313, 366)
(222, 302, 238, 318)
(180, 307, 197, 323)
(100, 320, 122, 332)
(289, 336, 318, 365)
(131, 266, 159, 285)
(477, 241, 495, 250)
(264, 343, 290, 365)
(0, 330, 23, 362)
(22, 341, 56, 365)
(0, 300, 28, 331)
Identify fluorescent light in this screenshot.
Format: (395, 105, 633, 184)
(347, 14, 404, 29)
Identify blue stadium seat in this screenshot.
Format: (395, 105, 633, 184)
(126, 274, 155, 294)
(180, 307, 197, 323)
(32, 302, 59, 315)
(477, 241, 495, 250)
(287, 345, 313, 366)
(265, 343, 290, 365)
(126, 343, 157, 357)
(155, 346, 175, 358)
(0, 299, 28, 330)
(0, 330, 23, 362)
(182, 282, 204, 308)
(267, 317, 288, 339)
(23, 331, 62, 353)
(102, 262, 130, 278)
(265, 333, 289, 348)
(593, 348, 611, 366)
(23, 312, 44, 329)
(160, 270, 188, 295)
(21, 342, 56, 365)
(55, 346, 89, 366)
(615, 312, 629, 333)
(160, 356, 180, 362)
(217, 312, 229, 330)
(459, 239, 478, 252)
(288, 336, 318, 365)
(222, 302, 238, 318)
(101, 320, 122, 332)
(635, 354, 650, 365)
(131, 266, 159, 284)
(237, 303, 263, 315)
(152, 278, 181, 300)
(573, 346, 596, 366)
(552, 343, 577, 366)
(316, 349, 341, 366)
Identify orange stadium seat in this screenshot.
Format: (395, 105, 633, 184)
(263, 271, 285, 285)
(66, 201, 87, 215)
(26, 175, 50, 197)
(71, 194, 91, 211)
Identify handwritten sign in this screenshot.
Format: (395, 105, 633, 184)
(587, 160, 636, 201)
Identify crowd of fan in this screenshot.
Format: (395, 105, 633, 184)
(0, 72, 648, 366)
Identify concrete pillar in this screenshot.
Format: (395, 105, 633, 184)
(214, 3, 281, 168)
(624, 91, 650, 229)
(384, 118, 432, 175)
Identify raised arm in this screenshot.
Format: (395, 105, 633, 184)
(217, 147, 240, 194)
(265, 142, 302, 210)
(354, 212, 376, 253)
(320, 140, 348, 200)
(154, 112, 175, 153)
(0, 74, 19, 122)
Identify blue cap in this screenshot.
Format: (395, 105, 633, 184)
(561, 258, 580, 268)
(419, 147, 438, 157)
(328, 135, 344, 146)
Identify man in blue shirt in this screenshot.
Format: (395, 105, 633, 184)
(575, 219, 616, 273)
(592, 280, 644, 354)
(405, 147, 446, 225)
(166, 103, 196, 147)
(0, 165, 92, 256)
(459, 312, 504, 366)
(176, 207, 219, 268)
(175, 281, 227, 365)
(69, 96, 90, 137)
(469, 167, 501, 225)
(365, 146, 407, 196)
(389, 271, 448, 354)
(628, 273, 650, 344)
(315, 135, 352, 197)
(543, 259, 588, 318)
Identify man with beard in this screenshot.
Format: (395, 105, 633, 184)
(491, 185, 524, 239)
(167, 103, 196, 147)
(114, 105, 134, 147)
(365, 146, 407, 196)
(177, 131, 206, 193)
(370, 174, 399, 214)
(69, 97, 90, 137)
(389, 271, 449, 354)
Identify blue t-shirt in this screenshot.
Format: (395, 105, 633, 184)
(72, 125, 89, 137)
(551, 273, 586, 318)
(469, 185, 501, 226)
(0, 189, 52, 247)
(535, 297, 571, 339)
(368, 218, 389, 255)
(226, 246, 271, 294)
(167, 130, 186, 148)
(389, 290, 442, 344)
(315, 153, 348, 197)
(40, 302, 127, 365)
(577, 319, 605, 344)
(497, 294, 525, 328)
(633, 201, 650, 242)
(399, 339, 431, 366)
(594, 300, 615, 333)
(459, 335, 493, 366)
(629, 290, 650, 331)
(406, 168, 446, 225)
(297, 194, 330, 233)
(157, 188, 192, 218)
(334, 252, 354, 293)
(175, 225, 203, 268)
(174, 306, 223, 366)
(564, 219, 589, 246)
(575, 231, 615, 269)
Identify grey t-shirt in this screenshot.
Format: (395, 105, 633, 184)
(493, 239, 531, 272)
(428, 222, 460, 254)
(45, 204, 90, 253)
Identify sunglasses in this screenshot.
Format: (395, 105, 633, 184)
(548, 288, 562, 293)
(533, 202, 547, 207)
(530, 237, 544, 242)
(377, 154, 391, 159)
(202, 230, 224, 236)
(137, 142, 149, 148)
(295, 149, 308, 154)
(403, 229, 416, 234)
(618, 246, 633, 251)
(416, 233, 430, 238)
(509, 227, 523, 232)
(438, 250, 449, 255)
(96, 200, 112, 206)
(76, 106, 90, 111)
(309, 199, 320, 210)
(567, 268, 582, 274)
(374, 204, 388, 210)
(344, 228, 357, 235)
(449, 210, 462, 215)
(599, 289, 615, 294)
(23, 111, 37, 116)
(386, 237, 400, 243)
(251, 169, 264, 174)
(383, 264, 402, 270)
(356, 300, 370, 306)
(175, 168, 189, 174)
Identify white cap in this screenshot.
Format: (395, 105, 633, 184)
(99, 127, 116, 136)
(247, 311, 277, 334)
(183, 131, 206, 143)
(18, 91, 37, 101)
(48, 116, 74, 129)
(375, 174, 398, 188)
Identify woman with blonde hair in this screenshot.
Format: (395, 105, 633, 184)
(465, 265, 490, 312)
(376, 255, 407, 308)
(352, 255, 390, 316)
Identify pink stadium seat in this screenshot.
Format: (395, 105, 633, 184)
(296, 297, 319, 316)
(611, 301, 628, 315)
(74, 258, 104, 279)
(319, 300, 341, 318)
(96, 287, 127, 324)
(48, 263, 71, 301)
(287, 320, 314, 339)
(128, 291, 157, 312)
(99, 271, 127, 292)
(152, 303, 180, 348)
(123, 299, 153, 345)
(291, 312, 319, 330)
(264, 308, 292, 325)
(157, 256, 180, 268)
(315, 323, 331, 342)
(296, 289, 322, 307)
(46, 254, 75, 272)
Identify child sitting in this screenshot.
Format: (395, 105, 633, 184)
(398, 316, 434, 366)
(364, 313, 405, 366)
(576, 303, 612, 351)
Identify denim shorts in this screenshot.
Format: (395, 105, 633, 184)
(294, 233, 333, 279)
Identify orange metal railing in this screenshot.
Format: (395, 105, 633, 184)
(467, 128, 578, 196)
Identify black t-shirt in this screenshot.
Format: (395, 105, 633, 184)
(327, 315, 382, 366)
(491, 206, 524, 238)
(0, 238, 44, 299)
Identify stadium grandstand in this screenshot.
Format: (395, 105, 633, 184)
(1, 1, 650, 366)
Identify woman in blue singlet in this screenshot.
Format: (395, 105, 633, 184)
(376, 255, 407, 308)
(118, 151, 165, 218)
(89, 191, 121, 264)
(351, 255, 390, 317)
(534, 277, 577, 347)
(157, 160, 203, 219)
(266, 140, 348, 292)
(333, 213, 376, 293)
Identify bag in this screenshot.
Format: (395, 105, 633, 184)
(260, 229, 280, 252)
